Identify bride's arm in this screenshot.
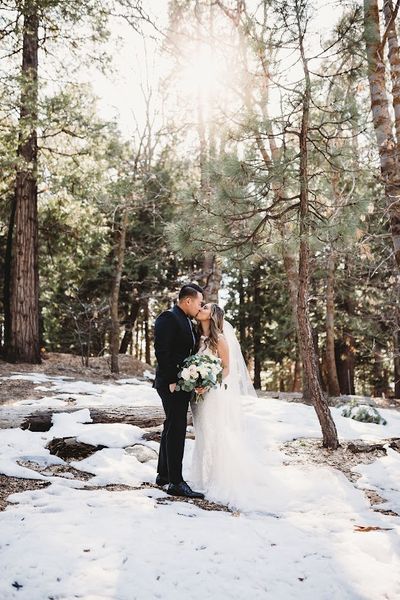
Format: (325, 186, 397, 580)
(217, 334, 230, 379)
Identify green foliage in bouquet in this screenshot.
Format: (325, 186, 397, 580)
(175, 353, 224, 400)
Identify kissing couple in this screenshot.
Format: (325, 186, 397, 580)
(153, 283, 257, 507)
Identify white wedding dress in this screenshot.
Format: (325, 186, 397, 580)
(190, 321, 263, 511)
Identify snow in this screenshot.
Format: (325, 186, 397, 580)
(0, 372, 160, 408)
(354, 449, 400, 515)
(1, 372, 400, 599)
(50, 409, 145, 448)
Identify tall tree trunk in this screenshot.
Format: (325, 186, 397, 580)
(3, 197, 16, 354)
(383, 0, 400, 151)
(252, 266, 262, 389)
(6, 2, 40, 363)
(194, 4, 222, 302)
(394, 329, 400, 398)
(138, 317, 144, 361)
(144, 298, 151, 365)
(238, 270, 247, 360)
(325, 249, 341, 396)
(119, 266, 148, 354)
(335, 333, 356, 395)
(336, 256, 356, 395)
(292, 351, 302, 392)
(296, 6, 339, 448)
(364, 0, 400, 267)
(372, 338, 389, 397)
(135, 316, 140, 359)
(119, 298, 141, 354)
(109, 209, 128, 374)
(201, 252, 221, 302)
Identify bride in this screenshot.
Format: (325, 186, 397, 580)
(190, 302, 259, 510)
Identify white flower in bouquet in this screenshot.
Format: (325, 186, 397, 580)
(175, 353, 224, 400)
(188, 364, 198, 377)
(180, 367, 192, 381)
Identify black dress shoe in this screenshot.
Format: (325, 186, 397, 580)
(167, 481, 205, 499)
(156, 474, 169, 487)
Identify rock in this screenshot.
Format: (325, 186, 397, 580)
(46, 437, 106, 461)
(125, 444, 158, 462)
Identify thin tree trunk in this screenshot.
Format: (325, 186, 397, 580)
(364, 0, 400, 267)
(195, 7, 221, 303)
(201, 252, 221, 302)
(3, 197, 16, 354)
(335, 333, 356, 395)
(144, 298, 151, 365)
(394, 329, 400, 398)
(292, 352, 302, 392)
(135, 317, 140, 359)
(139, 317, 144, 362)
(325, 250, 341, 396)
(6, 2, 40, 363)
(253, 266, 262, 389)
(383, 0, 400, 152)
(119, 298, 141, 354)
(336, 256, 356, 395)
(296, 4, 339, 449)
(119, 266, 148, 354)
(238, 270, 246, 344)
(372, 339, 389, 397)
(109, 209, 129, 374)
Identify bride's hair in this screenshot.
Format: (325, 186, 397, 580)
(207, 304, 225, 353)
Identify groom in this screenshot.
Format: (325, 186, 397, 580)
(154, 283, 205, 499)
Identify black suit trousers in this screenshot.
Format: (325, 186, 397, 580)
(156, 383, 192, 484)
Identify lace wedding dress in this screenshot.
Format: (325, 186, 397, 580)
(190, 321, 262, 510)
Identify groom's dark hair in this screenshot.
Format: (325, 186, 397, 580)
(178, 283, 204, 301)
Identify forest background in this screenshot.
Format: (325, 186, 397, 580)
(1, 0, 400, 408)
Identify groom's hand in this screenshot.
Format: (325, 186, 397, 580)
(169, 383, 177, 393)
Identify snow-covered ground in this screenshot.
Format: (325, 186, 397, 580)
(0, 372, 400, 600)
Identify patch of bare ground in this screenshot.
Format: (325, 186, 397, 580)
(0, 474, 51, 511)
(281, 437, 400, 517)
(155, 493, 233, 513)
(0, 466, 231, 515)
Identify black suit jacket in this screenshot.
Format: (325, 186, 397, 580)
(154, 305, 198, 387)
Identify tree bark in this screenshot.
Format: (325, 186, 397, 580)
(364, 0, 400, 267)
(3, 197, 16, 354)
(335, 333, 356, 395)
(372, 339, 389, 397)
(383, 0, 400, 152)
(144, 298, 151, 365)
(238, 270, 247, 353)
(296, 4, 339, 449)
(201, 252, 222, 302)
(325, 250, 341, 396)
(119, 298, 141, 354)
(394, 328, 400, 398)
(109, 209, 129, 374)
(292, 351, 302, 392)
(6, 1, 40, 363)
(253, 266, 262, 389)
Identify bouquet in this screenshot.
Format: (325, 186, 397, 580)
(176, 353, 224, 401)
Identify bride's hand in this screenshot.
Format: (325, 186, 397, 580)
(195, 387, 208, 394)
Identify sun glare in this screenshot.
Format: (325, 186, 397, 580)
(178, 45, 226, 119)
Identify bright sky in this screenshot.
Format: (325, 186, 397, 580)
(82, 2, 169, 137)
(84, 0, 343, 138)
